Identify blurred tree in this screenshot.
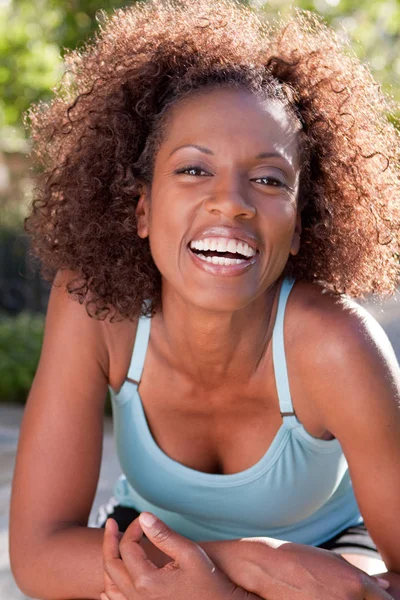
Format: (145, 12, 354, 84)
(0, 0, 129, 151)
(1, 0, 399, 150)
(249, 0, 400, 106)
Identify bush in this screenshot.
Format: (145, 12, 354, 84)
(0, 310, 113, 412)
(0, 311, 44, 403)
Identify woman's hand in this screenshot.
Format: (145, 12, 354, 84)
(201, 537, 391, 598)
(101, 512, 260, 600)
(231, 540, 394, 600)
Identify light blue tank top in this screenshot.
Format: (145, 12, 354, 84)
(110, 277, 362, 545)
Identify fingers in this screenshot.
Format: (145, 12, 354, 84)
(138, 512, 212, 568)
(101, 592, 126, 600)
(104, 512, 210, 599)
(118, 514, 158, 582)
(103, 518, 138, 598)
(104, 568, 130, 600)
(101, 588, 128, 600)
(364, 576, 394, 600)
(103, 518, 122, 561)
(373, 577, 391, 590)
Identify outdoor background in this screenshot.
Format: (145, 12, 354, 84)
(2, 0, 400, 405)
(1, 0, 400, 598)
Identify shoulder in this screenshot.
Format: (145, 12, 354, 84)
(50, 269, 139, 388)
(287, 278, 400, 438)
(288, 278, 397, 361)
(288, 277, 397, 369)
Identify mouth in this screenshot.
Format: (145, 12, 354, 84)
(187, 236, 259, 274)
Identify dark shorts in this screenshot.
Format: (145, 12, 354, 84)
(96, 499, 381, 559)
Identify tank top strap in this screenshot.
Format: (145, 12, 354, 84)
(272, 276, 296, 420)
(127, 315, 152, 385)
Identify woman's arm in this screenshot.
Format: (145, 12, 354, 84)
(108, 520, 395, 600)
(9, 271, 116, 600)
(313, 300, 400, 574)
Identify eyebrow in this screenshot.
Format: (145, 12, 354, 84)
(169, 144, 214, 157)
(168, 144, 287, 162)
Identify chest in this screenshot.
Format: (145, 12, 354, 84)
(108, 310, 331, 477)
(113, 344, 328, 475)
(138, 370, 284, 474)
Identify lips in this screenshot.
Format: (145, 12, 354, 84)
(188, 244, 258, 276)
(186, 230, 258, 277)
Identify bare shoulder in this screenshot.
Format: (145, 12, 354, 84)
(287, 277, 397, 362)
(287, 278, 400, 435)
(51, 269, 139, 392)
(49, 269, 109, 375)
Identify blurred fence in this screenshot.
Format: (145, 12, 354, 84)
(1, 150, 50, 316)
(0, 228, 49, 315)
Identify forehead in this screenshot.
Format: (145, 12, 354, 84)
(159, 87, 300, 167)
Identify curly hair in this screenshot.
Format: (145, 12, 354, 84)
(25, 0, 400, 321)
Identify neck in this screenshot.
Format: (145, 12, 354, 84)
(156, 277, 283, 388)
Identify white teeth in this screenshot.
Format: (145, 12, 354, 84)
(189, 237, 256, 257)
(216, 239, 227, 253)
(196, 254, 247, 266)
(226, 239, 237, 254)
(245, 246, 256, 258)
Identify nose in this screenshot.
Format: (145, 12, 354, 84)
(204, 176, 256, 220)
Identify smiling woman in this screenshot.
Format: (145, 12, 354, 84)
(9, 1, 400, 600)
(23, 0, 399, 318)
(134, 87, 302, 312)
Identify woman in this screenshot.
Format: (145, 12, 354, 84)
(9, 0, 400, 599)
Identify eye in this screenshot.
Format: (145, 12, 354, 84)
(252, 176, 286, 188)
(174, 165, 210, 177)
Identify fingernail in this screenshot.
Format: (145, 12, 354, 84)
(376, 577, 390, 589)
(139, 512, 157, 528)
(105, 518, 115, 532)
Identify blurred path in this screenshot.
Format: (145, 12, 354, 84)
(1, 291, 399, 599)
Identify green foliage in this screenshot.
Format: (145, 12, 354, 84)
(0, 309, 113, 412)
(252, 0, 400, 105)
(0, 0, 130, 150)
(1, 0, 399, 149)
(0, 311, 44, 403)
(1, 0, 399, 150)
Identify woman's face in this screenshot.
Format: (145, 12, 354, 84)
(136, 87, 301, 312)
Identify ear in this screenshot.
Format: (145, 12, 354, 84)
(135, 184, 150, 239)
(290, 212, 302, 257)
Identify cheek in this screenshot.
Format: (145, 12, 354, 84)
(259, 198, 298, 238)
(146, 198, 189, 270)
